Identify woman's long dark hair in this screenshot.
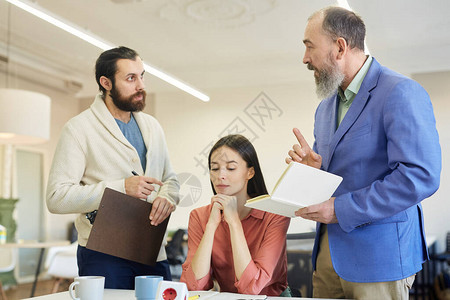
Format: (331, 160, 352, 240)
(207, 134, 268, 198)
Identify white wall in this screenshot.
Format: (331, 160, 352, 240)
(4, 67, 448, 254)
(30, 83, 81, 241)
(155, 81, 323, 235)
(0, 70, 81, 241)
(413, 72, 450, 253)
(156, 75, 450, 253)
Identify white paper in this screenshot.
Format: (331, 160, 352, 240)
(245, 162, 342, 217)
(272, 162, 342, 206)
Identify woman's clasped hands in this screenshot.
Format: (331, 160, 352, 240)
(208, 194, 240, 227)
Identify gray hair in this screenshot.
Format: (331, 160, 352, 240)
(310, 6, 366, 51)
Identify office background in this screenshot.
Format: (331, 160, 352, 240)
(0, 0, 449, 282)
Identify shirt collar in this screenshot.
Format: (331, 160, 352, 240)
(339, 55, 373, 103)
(246, 208, 265, 220)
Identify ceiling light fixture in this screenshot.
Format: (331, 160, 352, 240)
(336, 0, 352, 10)
(4, 0, 210, 102)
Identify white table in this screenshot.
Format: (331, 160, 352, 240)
(23, 289, 332, 299)
(0, 240, 70, 297)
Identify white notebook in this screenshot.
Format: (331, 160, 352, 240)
(245, 162, 343, 217)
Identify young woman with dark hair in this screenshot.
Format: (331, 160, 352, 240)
(180, 134, 291, 296)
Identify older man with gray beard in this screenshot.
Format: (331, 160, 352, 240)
(286, 6, 441, 300)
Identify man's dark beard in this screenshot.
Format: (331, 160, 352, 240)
(110, 85, 146, 112)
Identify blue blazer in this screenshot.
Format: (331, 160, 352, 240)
(311, 58, 441, 282)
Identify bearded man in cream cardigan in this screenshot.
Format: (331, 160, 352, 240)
(46, 47, 179, 289)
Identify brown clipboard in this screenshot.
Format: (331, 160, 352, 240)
(86, 188, 169, 265)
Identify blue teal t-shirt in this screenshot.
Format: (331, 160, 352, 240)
(115, 113, 147, 172)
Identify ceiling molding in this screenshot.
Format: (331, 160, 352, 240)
(159, 0, 277, 28)
(0, 23, 91, 78)
(109, 0, 149, 3)
(0, 44, 83, 94)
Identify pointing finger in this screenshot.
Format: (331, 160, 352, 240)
(293, 128, 311, 151)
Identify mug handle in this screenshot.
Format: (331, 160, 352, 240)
(69, 281, 80, 300)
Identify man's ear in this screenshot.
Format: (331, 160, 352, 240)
(336, 37, 348, 60)
(247, 167, 255, 180)
(99, 76, 112, 92)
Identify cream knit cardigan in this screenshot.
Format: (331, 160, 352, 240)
(46, 94, 179, 261)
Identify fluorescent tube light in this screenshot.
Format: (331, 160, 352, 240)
(144, 63, 210, 102)
(4, 0, 210, 102)
(336, 0, 352, 10)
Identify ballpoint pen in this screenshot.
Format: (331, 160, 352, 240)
(188, 295, 200, 300)
(132, 170, 150, 202)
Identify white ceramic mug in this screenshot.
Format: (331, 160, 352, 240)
(69, 276, 105, 300)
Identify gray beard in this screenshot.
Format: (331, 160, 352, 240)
(315, 66, 345, 99)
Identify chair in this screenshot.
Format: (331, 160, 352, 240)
(286, 232, 316, 298)
(0, 248, 16, 300)
(433, 232, 450, 268)
(44, 242, 78, 293)
(165, 229, 187, 280)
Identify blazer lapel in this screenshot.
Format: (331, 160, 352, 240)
(319, 95, 339, 171)
(324, 59, 381, 169)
